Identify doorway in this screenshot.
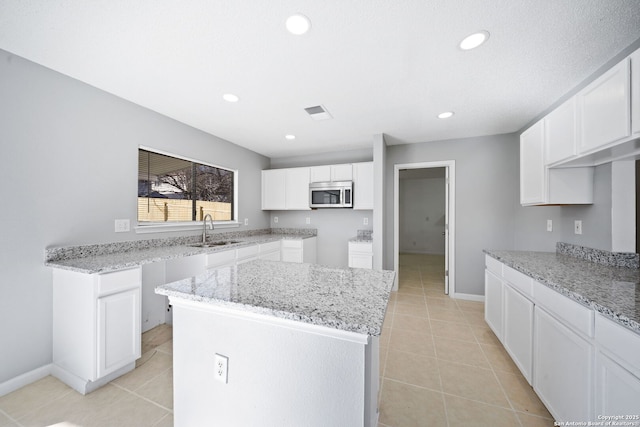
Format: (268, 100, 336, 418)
(393, 161, 455, 296)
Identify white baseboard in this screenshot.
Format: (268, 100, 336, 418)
(0, 364, 52, 397)
(452, 292, 485, 302)
(51, 362, 135, 395)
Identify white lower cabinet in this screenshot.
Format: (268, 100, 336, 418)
(594, 314, 640, 417)
(348, 241, 373, 269)
(97, 288, 141, 378)
(484, 269, 503, 341)
(281, 237, 317, 263)
(53, 267, 142, 394)
(483, 255, 640, 423)
(533, 306, 593, 422)
(503, 285, 534, 384)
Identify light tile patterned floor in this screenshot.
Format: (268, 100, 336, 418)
(377, 253, 554, 427)
(0, 254, 554, 426)
(0, 324, 173, 427)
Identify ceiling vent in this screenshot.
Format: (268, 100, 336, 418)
(304, 105, 332, 121)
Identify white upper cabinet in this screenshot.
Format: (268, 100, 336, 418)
(285, 167, 311, 210)
(310, 164, 353, 183)
(632, 48, 640, 136)
(261, 169, 287, 210)
(521, 118, 594, 206)
(262, 167, 310, 210)
(353, 162, 373, 210)
(545, 97, 578, 165)
(578, 58, 631, 154)
(520, 120, 546, 205)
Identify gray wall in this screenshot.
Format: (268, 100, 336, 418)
(512, 163, 613, 252)
(270, 210, 372, 267)
(385, 134, 519, 296)
(399, 173, 446, 254)
(0, 49, 270, 384)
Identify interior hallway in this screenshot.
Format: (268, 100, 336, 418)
(0, 254, 553, 426)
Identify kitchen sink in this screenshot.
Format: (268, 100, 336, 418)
(189, 241, 240, 248)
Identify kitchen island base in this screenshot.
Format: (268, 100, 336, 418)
(170, 298, 379, 427)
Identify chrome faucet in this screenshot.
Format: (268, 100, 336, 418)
(202, 214, 214, 244)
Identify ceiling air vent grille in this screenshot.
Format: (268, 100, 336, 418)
(304, 105, 332, 121)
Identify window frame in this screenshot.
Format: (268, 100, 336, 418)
(135, 146, 239, 233)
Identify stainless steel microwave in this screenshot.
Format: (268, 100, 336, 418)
(309, 181, 353, 208)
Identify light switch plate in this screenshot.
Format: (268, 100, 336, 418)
(574, 220, 583, 235)
(115, 219, 130, 233)
(546, 219, 552, 232)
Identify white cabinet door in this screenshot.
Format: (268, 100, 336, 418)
(349, 242, 373, 269)
(353, 162, 374, 210)
(259, 250, 281, 261)
(484, 269, 503, 342)
(97, 287, 141, 378)
(310, 164, 353, 182)
(503, 285, 534, 384)
(262, 169, 286, 210)
(534, 307, 593, 422)
(595, 351, 640, 417)
(285, 167, 310, 210)
(545, 97, 577, 165)
(631, 48, 640, 135)
(331, 164, 353, 181)
(310, 166, 331, 183)
(578, 58, 631, 153)
(520, 120, 546, 205)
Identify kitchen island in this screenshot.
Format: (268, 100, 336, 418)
(156, 260, 395, 427)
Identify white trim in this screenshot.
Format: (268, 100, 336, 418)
(0, 364, 52, 397)
(452, 293, 485, 302)
(135, 221, 240, 234)
(394, 161, 456, 296)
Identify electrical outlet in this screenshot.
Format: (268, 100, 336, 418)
(574, 220, 583, 235)
(214, 353, 228, 384)
(306, 217, 310, 224)
(546, 219, 553, 232)
(244, 218, 249, 226)
(274, 216, 278, 223)
(114, 219, 130, 233)
(363, 217, 369, 225)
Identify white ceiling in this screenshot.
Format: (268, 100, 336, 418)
(1, 1, 640, 159)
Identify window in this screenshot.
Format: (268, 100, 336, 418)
(138, 148, 236, 224)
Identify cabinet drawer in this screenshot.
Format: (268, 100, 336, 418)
(503, 265, 533, 297)
(97, 268, 141, 296)
(259, 241, 281, 253)
(349, 242, 373, 254)
(533, 281, 594, 337)
(595, 314, 640, 375)
(282, 239, 303, 249)
(237, 245, 259, 260)
(206, 249, 236, 268)
(485, 255, 503, 276)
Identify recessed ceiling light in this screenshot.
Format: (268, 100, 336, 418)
(286, 14, 311, 35)
(438, 111, 454, 119)
(222, 93, 239, 103)
(285, 134, 296, 140)
(459, 31, 490, 50)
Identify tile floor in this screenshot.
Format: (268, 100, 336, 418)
(377, 253, 554, 427)
(0, 254, 554, 426)
(0, 325, 174, 427)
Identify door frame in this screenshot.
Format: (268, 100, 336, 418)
(393, 160, 455, 296)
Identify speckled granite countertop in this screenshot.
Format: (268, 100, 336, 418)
(156, 260, 395, 336)
(45, 229, 316, 274)
(484, 249, 640, 334)
(349, 229, 373, 243)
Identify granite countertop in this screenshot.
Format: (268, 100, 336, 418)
(45, 229, 316, 274)
(156, 260, 396, 336)
(484, 249, 640, 334)
(349, 229, 373, 243)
